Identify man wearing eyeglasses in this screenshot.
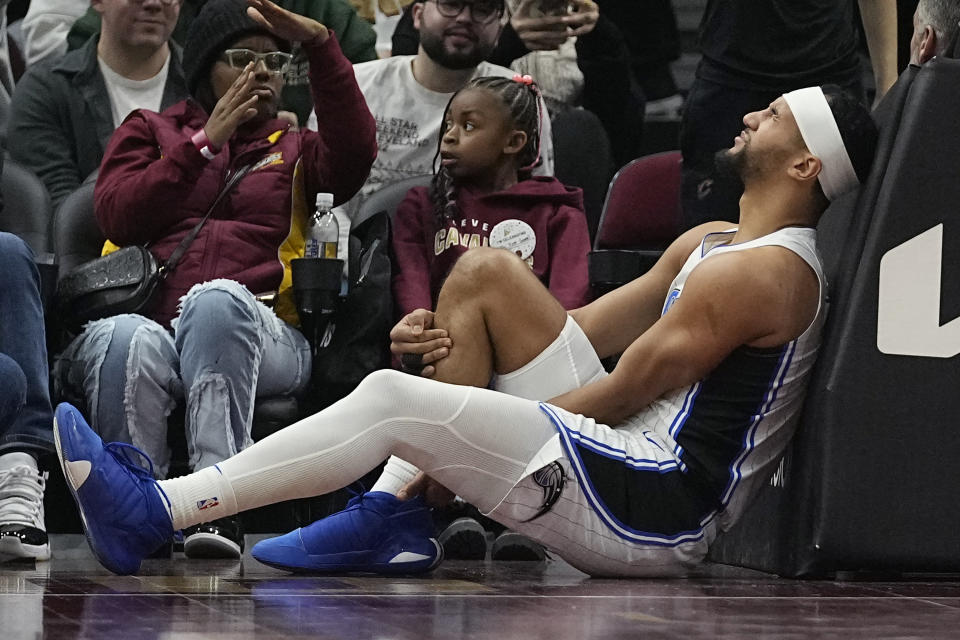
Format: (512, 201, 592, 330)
(54, 0, 379, 132)
(306, 0, 554, 220)
(8, 0, 188, 209)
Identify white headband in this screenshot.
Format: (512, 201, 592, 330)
(782, 86, 859, 201)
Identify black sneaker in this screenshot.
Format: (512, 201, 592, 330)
(183, 516, 244, 559)
(491, 531, 545, 562)
(437, 517, 488, 561)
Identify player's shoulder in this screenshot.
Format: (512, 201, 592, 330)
(690, 237, 817, 314)
(659, 222, 735, 269)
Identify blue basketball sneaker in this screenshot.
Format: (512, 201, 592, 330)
(252, 491, 442, 574)
(53, 403, 174, 575)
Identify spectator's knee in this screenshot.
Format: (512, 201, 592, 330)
(0, 232, 35, 274)
(77, 314, 169, 356)
(175, 279, 263, 330)
(68, 314, 144, 355)
(106, 314, 161, 343)
(108, 316, 177, 383)
(0, 354, 27, 428)
(125, 317, 175, 355)
(174, 279, 282, 347)
(54, 314, 176, 407)
(179, 279, 256, 320)
(444, 247, 529, 298)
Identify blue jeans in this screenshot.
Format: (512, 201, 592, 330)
(0, 233, 54, 457)
(54, 279, 311, 478)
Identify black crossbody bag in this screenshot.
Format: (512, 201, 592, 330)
(58, 164, 252, 325)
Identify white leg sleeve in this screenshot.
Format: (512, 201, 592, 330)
(160, 369, 559, 530)
(364, 315, 605, 498)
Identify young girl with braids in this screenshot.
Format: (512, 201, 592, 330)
(389, 75, 590, 561)
(390, 74, 591, 319)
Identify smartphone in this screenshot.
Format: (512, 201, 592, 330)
(535, 0, 570, 17)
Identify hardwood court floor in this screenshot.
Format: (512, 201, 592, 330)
(2, 535, 960, 639)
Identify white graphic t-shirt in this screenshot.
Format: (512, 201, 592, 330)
(308, 55, 554, 221)
(99, 54, 170, 129)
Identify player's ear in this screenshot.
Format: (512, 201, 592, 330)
(789, 151, 821, 185)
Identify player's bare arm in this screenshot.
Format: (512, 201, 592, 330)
(552, 243, 821, 426)
(571, 222, 736, 359)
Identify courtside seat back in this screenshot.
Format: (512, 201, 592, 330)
(0, 156, 57, 309)
(552, 108, 615, 242)
(709, 59, 960, 577)
(51, 181, 102, 282)
(354, 174, 432, 228)
(1, 155, 52, 256)
(589, 151, 682, 295)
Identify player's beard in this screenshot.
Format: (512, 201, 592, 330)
(713, 145, 748, 195)
(420, 29, 496, 70)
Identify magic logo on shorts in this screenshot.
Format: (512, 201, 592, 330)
(196, 497, 220, 511)
(522, 462, 565, 522)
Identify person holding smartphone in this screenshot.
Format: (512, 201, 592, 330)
(390, 0, 643, 165)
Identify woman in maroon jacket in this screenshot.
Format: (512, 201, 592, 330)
(54, 0, 376, 558)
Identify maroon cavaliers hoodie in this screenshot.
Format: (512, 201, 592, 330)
(391, 176, 591, 316)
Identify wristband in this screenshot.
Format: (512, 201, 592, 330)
(190, 129, 220, 160)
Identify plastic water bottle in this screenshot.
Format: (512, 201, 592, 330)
(304, 192, 337, 259)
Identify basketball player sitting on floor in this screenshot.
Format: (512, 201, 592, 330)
(54, 84, 876, 577)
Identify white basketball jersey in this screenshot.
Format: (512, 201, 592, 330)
(641, 226, 826, 531)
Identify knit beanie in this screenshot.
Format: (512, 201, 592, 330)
(182, 0, 291, 94)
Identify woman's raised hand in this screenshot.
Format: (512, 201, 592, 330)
(246, 0, 329, 44)
(204, 63, 260, 148)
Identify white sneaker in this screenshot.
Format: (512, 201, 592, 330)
(0, 465, 50, 562)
